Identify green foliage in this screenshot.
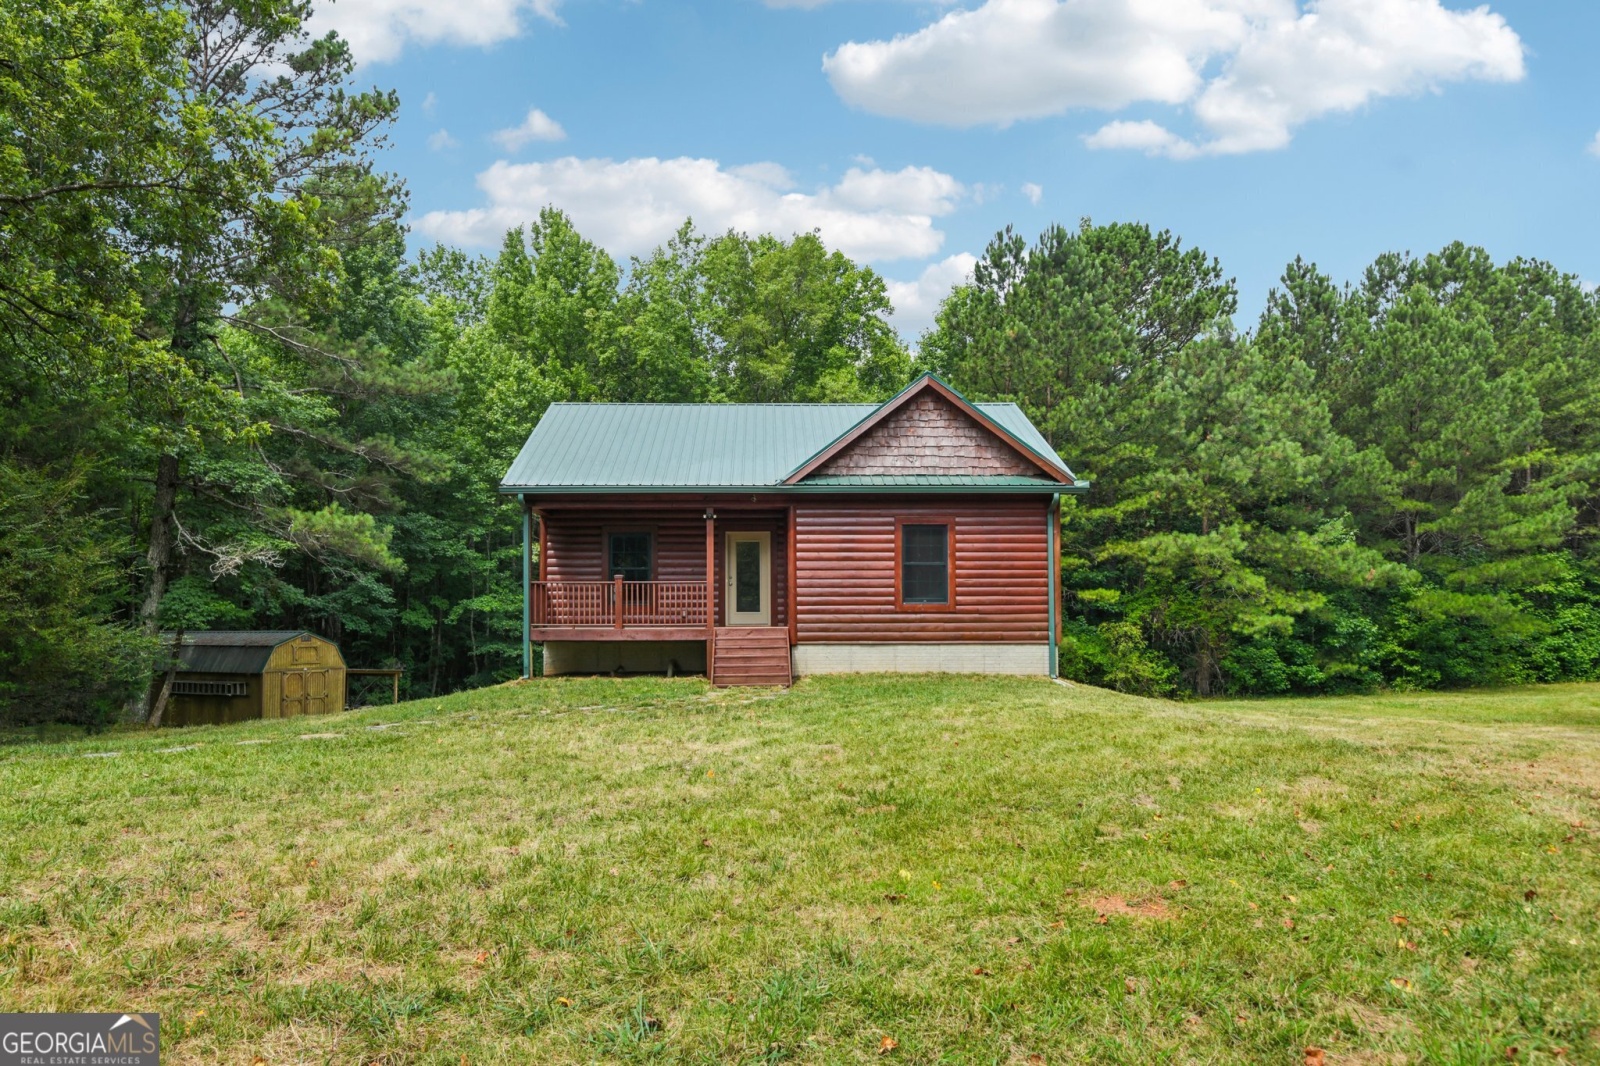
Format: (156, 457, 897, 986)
(939, 224, 1600, 697)
(6, 0, 1597, 716)
(0, 463, 157, 730)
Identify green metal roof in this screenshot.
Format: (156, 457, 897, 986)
(500, 379, 1083, 494)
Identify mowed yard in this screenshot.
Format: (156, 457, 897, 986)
(3, 677, 1599, 1064)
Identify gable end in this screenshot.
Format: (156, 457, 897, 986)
(809, 392, 1044, 479)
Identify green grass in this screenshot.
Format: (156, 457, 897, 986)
(2, 676, 1598, 1064)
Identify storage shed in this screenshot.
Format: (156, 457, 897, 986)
(153, 631, 346, 727)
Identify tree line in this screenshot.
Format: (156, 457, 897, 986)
(4, 0, 1597, 728)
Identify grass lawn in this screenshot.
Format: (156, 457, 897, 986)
(2, 676, 1598, 1064)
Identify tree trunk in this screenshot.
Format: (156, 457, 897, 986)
(130, 452, 180, 721)
(147, 629, 184, 728)
(1194, 639, 1215, 697)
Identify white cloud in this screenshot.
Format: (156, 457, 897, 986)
(1188, 0, 1526, 154)
(885, 253, 978, 336)
(825, 0, 1524, 156)
(829, 165, 963, 215)
(422, 92, 438, 114)
(492, 108, 568, 151)
(1082, 119, 1199, 159)
(1021, 181, 1043, 205)
(307, 0, 562, 64)
(416, 158, 964, 261)
(1588, 132, 1600, 158)
(824, 0, 1267, 125)
(427, 128, 460, 151)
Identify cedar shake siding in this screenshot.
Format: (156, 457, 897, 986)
(813, 393, 1039, 478)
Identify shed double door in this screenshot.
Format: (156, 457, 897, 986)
(282, 669, 329, 717)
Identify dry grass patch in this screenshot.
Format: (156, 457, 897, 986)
(1080, 895, 1175, 921)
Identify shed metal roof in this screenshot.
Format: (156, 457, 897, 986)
(500, 391, 1079, 494)
(157, 631, 321, 674)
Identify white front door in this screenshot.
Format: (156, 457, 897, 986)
(724, 531, 772, 626)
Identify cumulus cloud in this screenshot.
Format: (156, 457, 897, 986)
(416, 159, 965, 261)
(825, 0, 1524, 155)
(825, 0, 1266, 125)
(307, 0, 561, 64)
(885, 253, 978, 336)
(1020, 181, 1044, 205)
(1082, 119, 1199, 158)
(427, 128, 460, 151)
(492, 109, 568, 151)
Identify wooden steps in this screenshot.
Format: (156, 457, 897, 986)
(712, 627, 792, 687)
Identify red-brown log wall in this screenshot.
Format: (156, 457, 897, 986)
(542, 509, 707, 583)
(540, 507, 787, 627)
(794, 498, 1050, 643)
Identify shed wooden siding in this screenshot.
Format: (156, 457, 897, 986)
(793, 499, 1050, 643)
(262, 638, 345, 718)
(159, 672, 264, 728)
(814, 392, 1037, 478)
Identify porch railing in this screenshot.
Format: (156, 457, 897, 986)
(530, 578, 708, 629)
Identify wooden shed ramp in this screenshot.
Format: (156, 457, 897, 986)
(712, 627, 792, 687)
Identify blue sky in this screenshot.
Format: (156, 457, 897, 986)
(314, 0, 1600, 336)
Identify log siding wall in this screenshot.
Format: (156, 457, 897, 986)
(541, 508, 788, 627)
(793, 498, 1051, 643)
(543, 510, 707, 584)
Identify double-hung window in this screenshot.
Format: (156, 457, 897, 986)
(899, 522, 952, 608)
(608, 532, 653, 582)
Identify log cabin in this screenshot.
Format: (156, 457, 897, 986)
(500, 373, 1088, 685)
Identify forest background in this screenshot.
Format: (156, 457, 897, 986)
(6, 0, 1598, 726)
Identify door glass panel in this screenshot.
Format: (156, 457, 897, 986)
(735, 540, 761, 614)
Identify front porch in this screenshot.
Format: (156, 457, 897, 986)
(525, 502, 793, 685)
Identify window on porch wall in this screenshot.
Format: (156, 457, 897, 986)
(608, 532, 652, 581)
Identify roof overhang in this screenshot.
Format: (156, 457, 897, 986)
(498, 480, 1089, 496)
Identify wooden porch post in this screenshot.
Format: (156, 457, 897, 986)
(521, 497, 531, 680)
(537, 509, 547, 581)
(705, 508, 716, 683)
(787, 503, 798, 647)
